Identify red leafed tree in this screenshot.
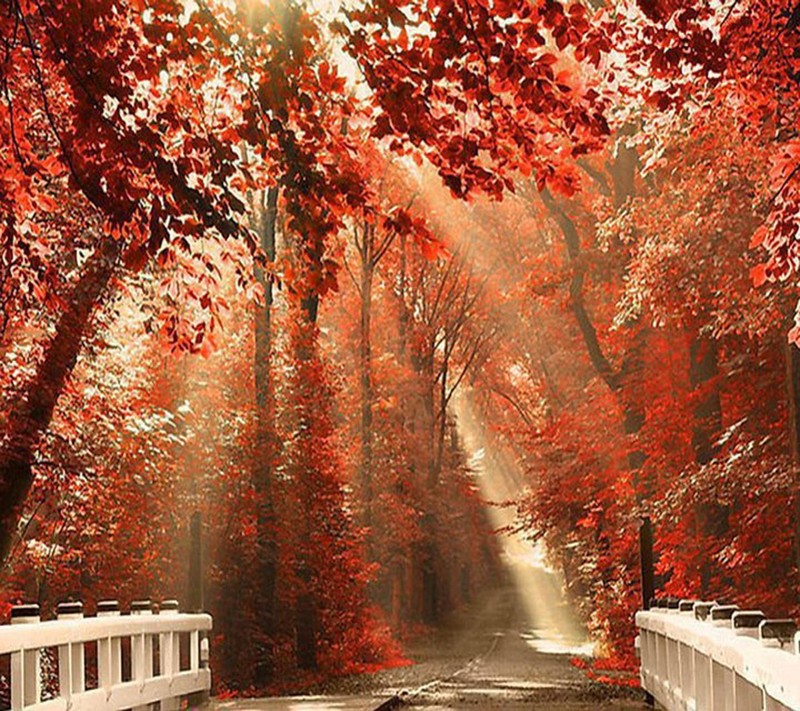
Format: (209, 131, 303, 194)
(0, 0, 257, 562)
(1, 0, 366, 563)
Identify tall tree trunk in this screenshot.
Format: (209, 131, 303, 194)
(689, 334, 723, 465)
(434, 334, 448, 480)
(425, 335, 451, 624)
(294, 280, 321, 671)
(360, 230, 375, 529)
(621, 328, 648, 476)
(0, 238, 122, 565)
(394, 230, 411, 625)
(689, 332, 725, 596)
(398, 232, 408, 361)
(421, 345, 436, 487)
(253, 185, 279, 684)
(416, 343, 438, 622)
(785, 339, 800, 603)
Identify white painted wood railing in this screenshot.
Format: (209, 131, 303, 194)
(636, 599, 800, 711)
(0, 600, 212, 710)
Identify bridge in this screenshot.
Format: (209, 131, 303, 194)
(636, 598, 800, 710)
(0, 600, 211, 710)
(17, 583, 800, 710)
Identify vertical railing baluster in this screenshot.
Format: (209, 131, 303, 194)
(10, 604, 41, 710)
(190, 630, 199, 673)
(97, 599, 121, 694)
(10, 647, 23, 711)
(57, 601, 85, 701)
(131, 599, 152, 711)
(159, 599, 181, 711)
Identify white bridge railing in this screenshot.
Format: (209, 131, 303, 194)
(0, 600, 212, 710)
(636, 598, 800, 711)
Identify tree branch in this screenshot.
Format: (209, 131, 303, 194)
(540, 187, 621, 392)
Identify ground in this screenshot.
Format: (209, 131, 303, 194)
(213, 582, 649, 710)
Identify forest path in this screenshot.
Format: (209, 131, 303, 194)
(214, 583, 648, 710)
(391, 583, 648, 710)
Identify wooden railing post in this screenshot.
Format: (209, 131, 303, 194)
(131, 599, 153, 711)
(57, 601, 85, 699)
(97, 599, 122, 691)
(10, 604, 41, 711)
(639, 515, 655, 610)
(159, 599, 181, 711)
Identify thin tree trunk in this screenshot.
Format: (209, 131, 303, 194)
(289, 242, 322, 671)
(421, 345, 436, 488)
(689, 334, 723, 465)
(253, 185, 279, 684)
(360, 226, 375, 529)
(435, 334, 448, 480)
(395, 230, 410, 624)
(295, 292, 319, 671)
(398, 231, 409, 361)
(689, 332, 725, 596)
(419, 343, 438, 622)
(785, 339, 800, 604)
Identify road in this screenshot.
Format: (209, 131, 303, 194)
(218, 582, 649, 710)
(386, 583, 647, 710)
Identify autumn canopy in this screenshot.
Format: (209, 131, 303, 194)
(1, 0, 800, 694)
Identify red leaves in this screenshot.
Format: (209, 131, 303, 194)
(344, 0, 612, 198)
(750, 263, 768, 288)
(750, 225, 767, 249)
(636, 0, 676, 22)
(6, 0, 800, 694)
(317, 61, 346, 94)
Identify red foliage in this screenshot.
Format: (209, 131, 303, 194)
(3, 0, 800, 696)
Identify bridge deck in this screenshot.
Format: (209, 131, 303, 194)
(212, 696, 392, 710)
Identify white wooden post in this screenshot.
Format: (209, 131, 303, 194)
(191, 629, 211, 708)
(97, 600, 122, 692)
(10, 604, 41, 711)
(200, 634, 210, 670)
(190, 630, 199, 672)
(159, 599, 181, 711)
(56, 601, 85, 699)
(131, 599, 153, 711)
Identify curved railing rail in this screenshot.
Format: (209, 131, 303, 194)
(636, 598, 800, 711)
(0, 600, 212, 711)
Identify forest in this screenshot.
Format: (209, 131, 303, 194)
(1, 0, 800, 703)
